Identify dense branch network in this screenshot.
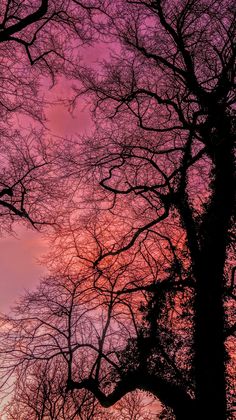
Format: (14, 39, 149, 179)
(0, 1, 235, 419)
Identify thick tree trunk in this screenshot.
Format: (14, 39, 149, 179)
(173, 402, 198, 420)
(195, 261, 226, 419)
(194, 116, 234, 419)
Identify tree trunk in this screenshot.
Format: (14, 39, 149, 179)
(174, 401, 198, 420)
(194, 115, 234, 419)
(195, 260, 226, 419)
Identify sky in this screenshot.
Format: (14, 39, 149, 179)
(0, 82, 91, 313)
(0, 227, 48, 312)
(0, 40, 110, 314)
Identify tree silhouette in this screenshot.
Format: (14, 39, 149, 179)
(0, 0, 98, 230)
(3, 361, 100, 420)
(0, 274, 158, 419)
(4, 364, 157, 420)
(61, 1, 235, 418)
(0, 1, 235, 419)
(0, 0, 97, 68)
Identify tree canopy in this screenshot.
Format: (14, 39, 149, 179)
(0, 1, 235, 419)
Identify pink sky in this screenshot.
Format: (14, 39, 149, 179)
(0, 43, 108, 314)
(0, 227, 47, 312)
(0, 92, 88, 313)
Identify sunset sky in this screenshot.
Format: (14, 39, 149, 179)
(0, 228, 46, 312)
(0, 79, 91, 312)
(0, 40, 110, 313)
(0, 2, 234, 418)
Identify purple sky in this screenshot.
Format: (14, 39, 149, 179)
(0, 44, 106, 314)
(0, 227, 48, 312)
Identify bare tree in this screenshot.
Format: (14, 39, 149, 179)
(4, 368, 157, 420)
(56, 1, 235, 419)
(110, 391, 158, 420)
(0, 273, 158, 419)
(3, 361, 100, 420)
(0, 1, 99, 69)
(0, 131, 68, 232)
(0, 1, 235, 419)
(0, 0, 100, 230)
(0, 219, 196, 419)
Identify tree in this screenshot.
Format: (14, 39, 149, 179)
(0, 274, 158, 419)
(59, 1, 235, 418)
(3, 361, 102, 420)
(0, 0, 97, 68)
(0, 0, 100, 230)
(4, 366, 157, 420)
(110, 391, 158, 420)
(0, 273, 102, 418)
(0, 1, 235, 419)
